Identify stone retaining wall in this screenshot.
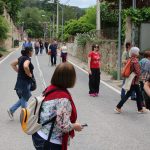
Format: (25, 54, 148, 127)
(0, 8, 20, 50)
(67, 39, 118, 73)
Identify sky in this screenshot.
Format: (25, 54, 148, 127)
(60, 0, 96, 8)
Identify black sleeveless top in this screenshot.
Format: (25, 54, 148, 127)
(17, 55, 34, 80)
(14, 55, 34, 100)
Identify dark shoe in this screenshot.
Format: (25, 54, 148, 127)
(131, 97, 136, 101)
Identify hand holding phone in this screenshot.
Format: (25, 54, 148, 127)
(81, 123, 88, 127)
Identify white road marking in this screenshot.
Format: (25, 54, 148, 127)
(35, 56, 47, 89)
(0, 51, 15, 64)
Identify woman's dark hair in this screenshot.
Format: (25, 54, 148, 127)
(51, 62, 76, 88)
(92, 44, 99, 51)
(126, 42, 131, 49)
(21, 47, 33, 56)
(92, 44, 95, 51)
(144, 50, 150, 58)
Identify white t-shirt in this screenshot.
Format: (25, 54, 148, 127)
(61, 46, 67, 53)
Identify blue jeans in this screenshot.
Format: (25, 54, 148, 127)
(10, 97, 27, 113)
(121, 79, 136, 100)
(10, 90, 28, 113)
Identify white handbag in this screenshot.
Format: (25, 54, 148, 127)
(123, 72, 136, 92)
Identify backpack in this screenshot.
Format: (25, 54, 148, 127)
(20, 88, 59, 135)
(121, 58, 131, 78)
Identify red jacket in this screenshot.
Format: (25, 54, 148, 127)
(131, 56, 141, 85)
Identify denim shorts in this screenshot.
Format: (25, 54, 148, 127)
(32, 132, 62, 150)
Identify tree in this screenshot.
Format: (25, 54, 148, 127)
(3, 0, 23, 21)
(18, 7, 48, 38)
(104, 0, 150, 8)
(0, 0, 4, 15)
(0, 16, 9, 40)
(65, 19, 94, 36)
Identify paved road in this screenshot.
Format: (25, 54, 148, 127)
(0, 49, 150, 150)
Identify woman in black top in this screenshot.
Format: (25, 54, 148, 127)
(7, 47, 34, 120)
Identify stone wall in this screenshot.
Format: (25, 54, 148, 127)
(67, 38, 118, 73)
(0, 8, 20, 50)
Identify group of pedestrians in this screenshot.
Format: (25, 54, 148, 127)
(115, 43, 150, 113)
(7, 39, 79, 150)
(6, 38, 150, 149)
(34, 39, 48, 55)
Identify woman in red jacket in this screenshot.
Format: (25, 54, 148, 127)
(88, 44, 101, 97)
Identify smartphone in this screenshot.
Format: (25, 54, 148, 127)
(81, 123, 88, 127)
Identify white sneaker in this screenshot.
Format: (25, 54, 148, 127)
(114, 108, 122, 114)
(137, 108, 150, 114)
(7, 109, 14, 120)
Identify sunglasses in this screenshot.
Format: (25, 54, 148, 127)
(95, 46, 99, 48)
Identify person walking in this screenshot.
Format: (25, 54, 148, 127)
(7, 47, 34, 120)
(39, 40, 44, 54)
(88, 44, 101, 97)
(44, 40, 49, 54)
(22, 38, 33, 50)
(60, 42, 68, 62)
(144, 77, 150, 97)
(34, 39, 40, 55)
(48, 40, 58, 66)
(32, 62, 83, 150)
(121, 42, 133, 99)
(139, 51, 150, 109)
(115, 47, 149, 114)
(22, 38, 28, 50)
(139, 51, 150, 81)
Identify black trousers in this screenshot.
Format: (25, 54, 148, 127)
(35, 47, 39, 55)
(51, 54, 57, 65)
(32, 132, 62, 150)
(117, 84, 143, 111)
(143, 91, 150, 110)
(45, 46, 48, 54)
(89, 68, 100, 94)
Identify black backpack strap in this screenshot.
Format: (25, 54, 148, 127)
(42, 115, 56, 126)
(43, 116, 57, 149)
(47, 116, 57, 141)
(38, 88, 60, 123)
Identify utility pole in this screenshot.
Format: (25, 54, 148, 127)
(56, 0, 59, 38)
(117, 0, 122, 80)
(59, 5, 64, 41)
(132, 0, 136, 46)
(96, 0, 101, 37)
(52, 14, 55, 39)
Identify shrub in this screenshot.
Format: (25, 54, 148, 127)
(110, 70, 118, 80)
(0, 0, 4, 15)
(0, 16, 9, 40)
